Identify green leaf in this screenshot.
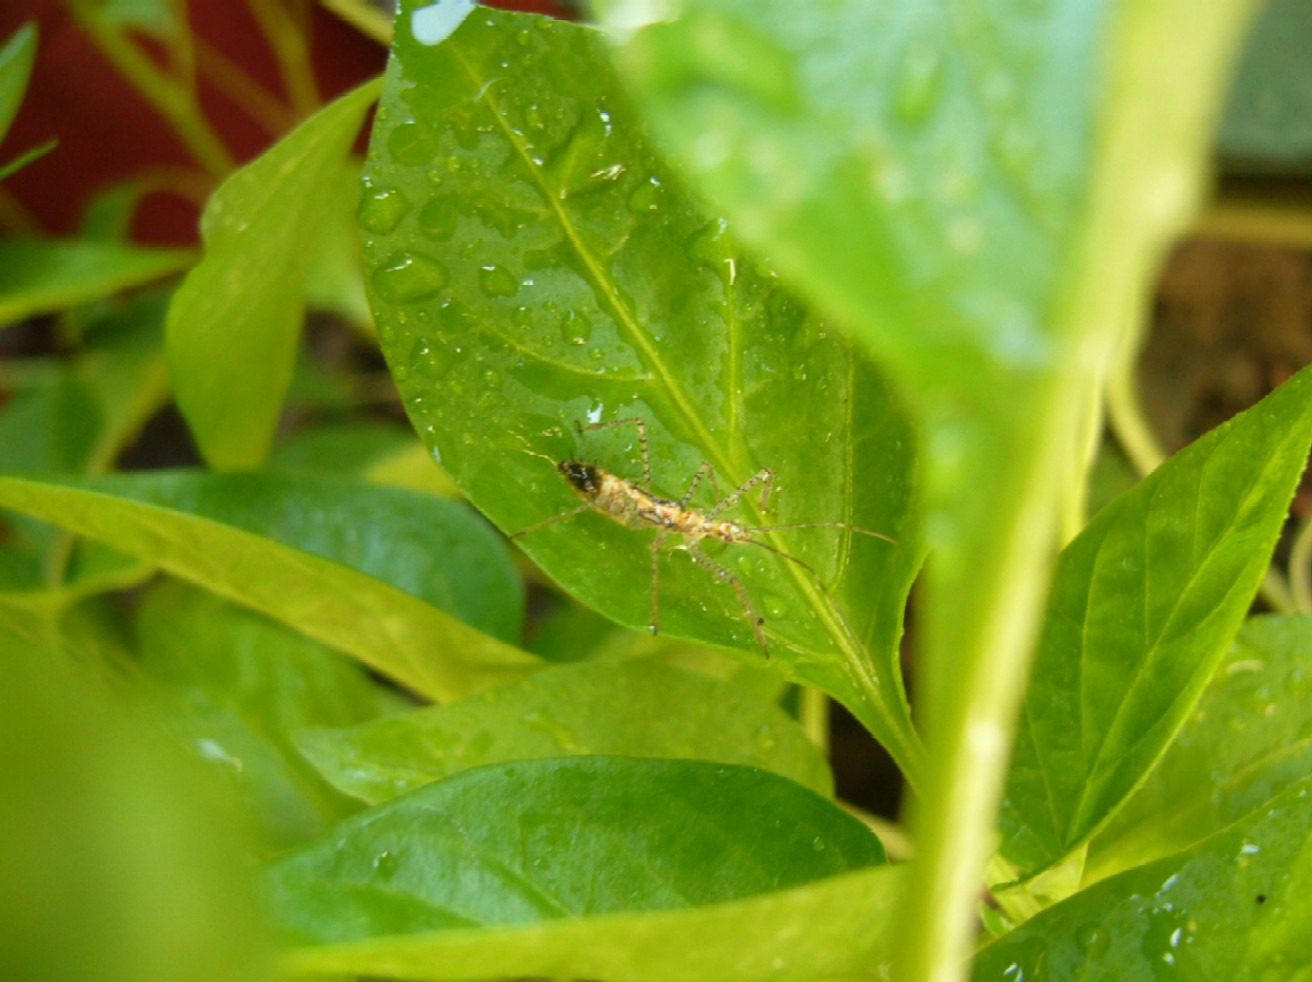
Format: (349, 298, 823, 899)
(0, 472, 536, 700)
(975, 777, 1312, 979)
(0, 291, 170, 476)
(0, 240, 191, 327)
(0, 22, 36, 144)
(297, 659, 831, 803)
(0, 137, 56, 183)
(1000, 365, 1312, 875)
(1087, 614, 1312, 883)
(0, 636, 273, 982)
(592, 4, 1254, 974)
(303, 159, 373, 329)
(363, 6, 922, 780)
(266, 757, 885, 943)
(1216, 0, 1312, 170)
(135, 581, 398, 849)
(282, 863, 906, 981)
(166, 79, 380, 469)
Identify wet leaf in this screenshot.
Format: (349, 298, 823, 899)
(1000, 365, 1312, 874)
(975, 778, 1312, 979)
(297, 659, 831, 803)
(1088, 615, 1312, 882)
(362, 5, 922, 779)
(265, 757, 885, 943)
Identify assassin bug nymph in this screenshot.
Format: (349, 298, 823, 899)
(510, 417, 895, 657)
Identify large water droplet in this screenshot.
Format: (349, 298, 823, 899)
(418, 197, 460, 241)
(408, 336, 450, 378)
(372, 252, 449, 303)
(479, 264, 519, 298)
(388, 121, 439, 166)
(358, 186, 410, 234)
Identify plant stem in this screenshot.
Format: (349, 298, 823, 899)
(67, 5, 234, 178)
(247, 0, 321, 117)
(800, 685, 830, 754)
(893, 370, 1090, 982)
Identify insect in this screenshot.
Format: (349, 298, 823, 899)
(511, 417, 895, 656)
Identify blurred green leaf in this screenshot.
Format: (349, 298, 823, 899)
(363, 6, 922, 779)
(0, 138, 56, 183)
(0, 240, 190, 327)
(1217, 0, 1312, 170)
(303, 159, 374, 329)
(266, 757, 884, 943)
(0, 635, 272, 982)
(0, 22, 36, 144)
(0, 472, 537, 700)
(297, 659, 831, 803)
(166, 79, 379, 468)
(975, 777, 1312, 979)
(281, 862, 905, 981)
(0, 291, 170, 475)
(1001, 365, 1312, 875)
(136, 581, 400, 849)
(96, 0, 180, 38)
(1088, 614, 1312, 883)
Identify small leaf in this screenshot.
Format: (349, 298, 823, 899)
(0, 240, 191, 327)
(136, 581, 399, 849)
(265, 757, 885, 944)
(1088, 614, 1312, 882)
(1000, 365, 1312, 874)
(0, 22, 36, 143)
(166, 79, 380, 469)
(0, 472, 536, 700)
(975, 777, 1312, 979)
(363, 5, 922, 779)
(297, 659, 832, 803)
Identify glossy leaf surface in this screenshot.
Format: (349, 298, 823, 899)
(0, 472, 535, 700)
(266, 756, 885, 943)
(166, 80, 379, 468)
(136, 581, 395, 849)
(1001, 365, 1312, 874)
(976, 778, 1312, 979)
(297, 659, 831, 803)
(1088, 614, 1312, 882)
(282, 864, 905, 982)
(362, 6, 921, 777)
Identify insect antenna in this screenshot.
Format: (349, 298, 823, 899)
(748, 521, 898, 547)
(739, 537, 823, 579)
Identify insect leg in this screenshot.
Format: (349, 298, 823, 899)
(688, 546, 769, 657)
(706, 467, 774, 520)
(509, 502, 594, 540)
(678, 461, 720, 508)
(577, 417, 651, 485)
(649, 533, 664, 636)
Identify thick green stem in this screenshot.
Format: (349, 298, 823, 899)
(893, 366, 1092, 981)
